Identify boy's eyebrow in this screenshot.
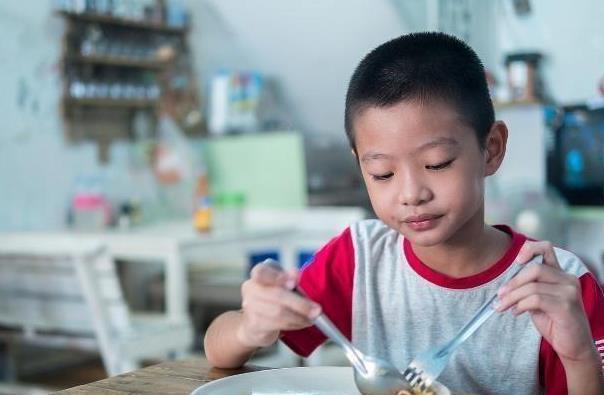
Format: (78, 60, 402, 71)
(414, 137, 459, 153)
(360, 152, 393, 162)
(360, 137, 459, 162)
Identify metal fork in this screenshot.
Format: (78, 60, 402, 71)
(402, 255, 543, 392)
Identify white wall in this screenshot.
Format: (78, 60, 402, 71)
(190, 0, 604, 132)
(187, 0, 408, 139)
(0, 1, 412, 231)
(1, 1, 603, 231)
(495, 0, 604, 103)
(494, 104, 547, 190)
(0, 3, 151, 231)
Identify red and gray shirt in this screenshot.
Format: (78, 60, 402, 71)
(281, 220, 604, 395)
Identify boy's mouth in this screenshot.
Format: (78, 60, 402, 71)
(404, 214, 442, 223)
(403, 214, 443, 231)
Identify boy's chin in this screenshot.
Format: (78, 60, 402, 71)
(396, 225, 450, 247)
(404, 232, 446, 247)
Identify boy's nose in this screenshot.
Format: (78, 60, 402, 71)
(398, 177, 432, 206)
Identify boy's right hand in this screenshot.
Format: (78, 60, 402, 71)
(236, 262, 322, 348)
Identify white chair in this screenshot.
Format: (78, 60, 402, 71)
(0, 235, 193, 377)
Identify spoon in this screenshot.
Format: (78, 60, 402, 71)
(311, 312, 412, 395)
(265, 259, 411, 395)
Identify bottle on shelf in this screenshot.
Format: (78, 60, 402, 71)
(193, 171, 211, 232)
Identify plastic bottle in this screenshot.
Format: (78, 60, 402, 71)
(71, 175, 112, 230)
(193, 171, 212, 232)
(208, 71, 229, 135)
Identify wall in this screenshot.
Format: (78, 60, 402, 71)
(0, 1, 410, 230)
(0, 3, 141, 230)
(493, 104, 547, 190)
(187, 0, 408, 139)
(190, 0, 604, 131)
(495, 0, 604, 103)
(1, 1, 603, 231)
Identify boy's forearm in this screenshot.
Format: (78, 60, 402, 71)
(563, 348, 604, 395)
(203, 310, 259, 368)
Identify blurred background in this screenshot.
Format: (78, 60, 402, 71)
(0, 0, 603, 393)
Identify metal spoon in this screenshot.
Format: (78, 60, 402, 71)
(265, 259, 411, 395)
(312, 312, 412, 395)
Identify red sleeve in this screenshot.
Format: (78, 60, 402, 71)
(279, 227, 355, 357)
(539, 272, 604, 394)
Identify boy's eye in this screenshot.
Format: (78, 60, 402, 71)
(371, 172, 394, 181)
(426, 159, 455, 171)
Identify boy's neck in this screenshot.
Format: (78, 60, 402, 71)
(411, 218, 512, 279)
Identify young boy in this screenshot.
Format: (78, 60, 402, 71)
(204, 32, 604, 395)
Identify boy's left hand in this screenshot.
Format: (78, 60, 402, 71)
(495, 240, 597, 365)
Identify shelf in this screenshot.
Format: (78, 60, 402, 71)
(65, 97, 159, 108)
(68, 54, 170, 69)
(58, 4, 199, 162)
(569, 207, 604, 221)
(57, 10, 187, 34)
(494, 100, 543, 109)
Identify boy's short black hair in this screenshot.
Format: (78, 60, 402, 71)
(344, 32, 494, 152)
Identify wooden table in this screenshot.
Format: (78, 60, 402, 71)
(59, 358, 266, 394)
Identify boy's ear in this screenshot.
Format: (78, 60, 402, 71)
(484, 121, 508, 176)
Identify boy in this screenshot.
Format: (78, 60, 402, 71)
(204, 32, 604, 394)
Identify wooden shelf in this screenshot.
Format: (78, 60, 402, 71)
(68, 54, 170, 69)
(57, 4, 200, 162)
(57, 10, 187, 34)
(65, 97, 159, 108)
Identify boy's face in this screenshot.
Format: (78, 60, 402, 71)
(354, 100, 502, 247)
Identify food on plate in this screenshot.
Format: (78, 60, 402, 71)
(397, 384, 437, 395)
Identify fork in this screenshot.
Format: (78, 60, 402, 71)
(402, 255, 543, 392)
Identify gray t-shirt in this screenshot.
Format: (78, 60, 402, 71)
(281, 219, 602, 395)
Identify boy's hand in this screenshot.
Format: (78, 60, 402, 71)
(495, 241, 598, 365)
(235, 262, 322, 348)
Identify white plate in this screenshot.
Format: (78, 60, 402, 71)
(190, 366, 451, 395)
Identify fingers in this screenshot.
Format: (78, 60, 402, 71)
(496, 281, 575, 314)
(250, 262, 290, 287)
(497, 243, 581, 317)
(499, 239, 569, 296)
(241, 261, 323, 341)
(498, 263, 571, 296)
(242, 280, 321, 320)
(244, 299, 315, 330)
(508, 294, 560, 316)
(250, 261, 302, 290)
(516, 240, 560, 269)
(283, 267, 302, 291)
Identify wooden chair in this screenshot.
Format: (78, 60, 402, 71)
(0, 235, 193, 378)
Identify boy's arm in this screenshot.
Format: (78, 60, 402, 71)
(563, 351, 604, 395)
(538, 271, 604, 394)
(496, 240, 604, 395)
(203, 264, 320, 369)
(203, 310, 259, 368)
(204, 226, 356, 368)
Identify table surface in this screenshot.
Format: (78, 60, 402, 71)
(58, 357, 266, 394)
(57, 358, 464, 394)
